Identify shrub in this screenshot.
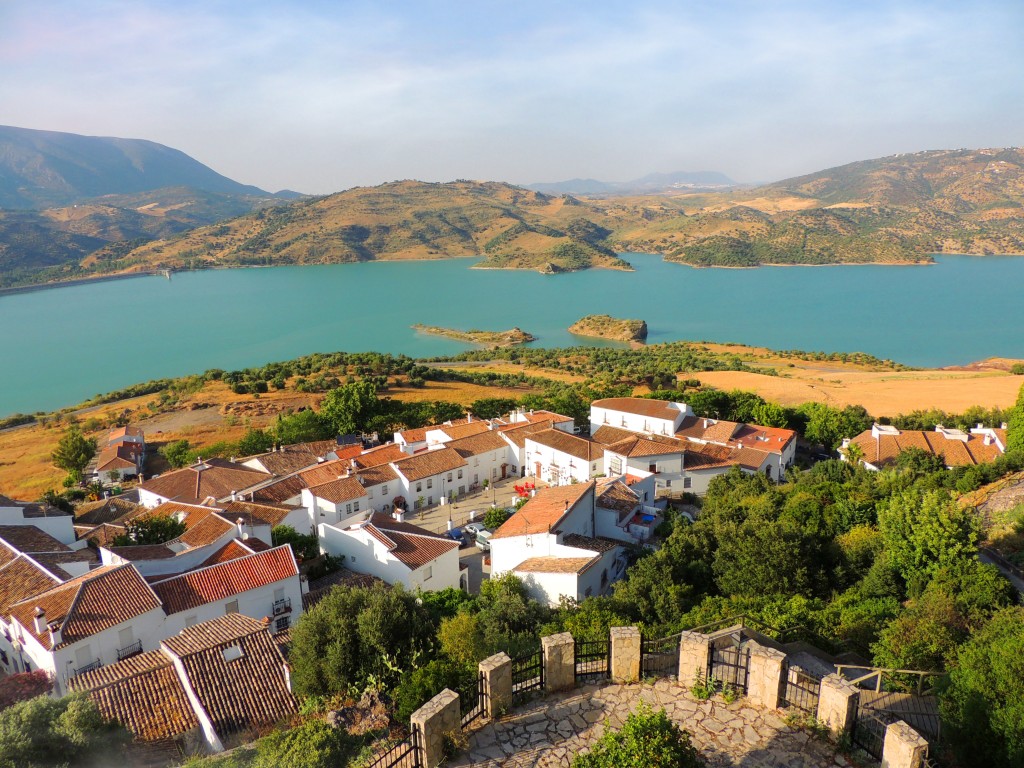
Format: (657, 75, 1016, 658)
(572, 703, 703, 768)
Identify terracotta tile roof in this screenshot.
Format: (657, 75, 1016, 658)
(74, 497, 141, 526)
(250, 475, 306, 504)
(525, 429, 603, 462)
(198, 540, 259, 568)
(354, 513, 459, 570)
(513, 556, 598, 574)
(493, 482, 594, 539)
(161, 614, 296, 738)
(353, 443, 408, 468)
(106, 544, 179, 561)
(0, 545, 15, 569)
(10, 564, 162, 650)
(304, 568, 384, 607)
(436, 422, 491, 441)
(143, 501, 219, 527)
(0, 555, 62, 614)
(222, 500, 296, 528)
(396, 426, 429, 444)
(78, 522, 127, 548)
(0, 499, 70, 519)
(847, 427, 1005, 468)
(605, 434, 687, 459)
(150, 546, 298, 615)
(138, 459, 270, 505)
(297, 458, 352, 487)
(29, 550, 99, 580)
(447, 430, 511, 458)
(357, 464, 399, 487)
(177, 514, 236, 548)
(561, 533, 621, 554)
(243, 449, 321, 476)
(682, 443, 739, 470)
(498, 420, 554, 448)
(0, 525, 72, 554)
(595, 479, 640, 519)
(96, 444, 140, 471)
(70, 651, 199, 742)
(392, 447, 467, 482)
(733, 447, 771, 470)
(307, 476, 368, 504)
(523, 410, 574, 425)
(108, 425, 144, 441)
(592, 397, 685, 421)
(732, 424, 797, 452)
(590, 425, 638, 446)
(244, 538, 272, 553)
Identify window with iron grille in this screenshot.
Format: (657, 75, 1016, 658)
(275, 616, 290, 632)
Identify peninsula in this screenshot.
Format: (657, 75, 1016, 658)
(568, 315, 648, 343)
(411, 324, 536, 348)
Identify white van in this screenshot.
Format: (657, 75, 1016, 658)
(475, 529, 493, 551)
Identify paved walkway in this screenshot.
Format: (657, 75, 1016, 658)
(450, 680, 850, 768)
(402, 476, 548, 536)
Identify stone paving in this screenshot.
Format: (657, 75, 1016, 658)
(448, 680, 853, 768)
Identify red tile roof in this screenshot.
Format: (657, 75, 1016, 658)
(353, 443, 408, 468)
(392, 447, 467, 482)
(847, 426, 1005, 468)
(493, 482, 594, 539)
(198, 539, 260, 568)
(0, 525, 72, 554)
(307, 476, 367, 504)
(222, 500, 297, 528)
(605, 434, 687, 458)
(498, 420, 554, 448)
(353, 514, 459, 570)
(138, 459, 270, 505)
(10, 565, 162, 650)
(0, 555, 62, 615)
(592, 397, 685, 421)
(96, 444, 140, 471)
(595, 479, 640, 520)
(150, 546, 298, 615)
(446, 430, 511, 458)
(513, 556, 597, 574)
(74, 497, 141, 526)
(524, 429, 603, 461)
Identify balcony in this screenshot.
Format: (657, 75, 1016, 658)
(272, 598, 292, 616)
(116, 640, 143, 661)
(73, 659, 102, 677)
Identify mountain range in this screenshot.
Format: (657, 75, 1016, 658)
(2, 126, 1024, 289)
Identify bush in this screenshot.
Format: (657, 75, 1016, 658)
(572, 703, 703, 768)
(271, 525, 319, 562)
(482, 507, 512, 530)
(391, 659, 477, 722)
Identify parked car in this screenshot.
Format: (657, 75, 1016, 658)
(475, 529, 493, 551)
(464, 521, 487, 536)
(445, 527, 468, 546)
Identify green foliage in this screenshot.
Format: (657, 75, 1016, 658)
(320, 381, 379, 435)
(940, 607, 1024, 768)
(271, 525, 319, 561)
(289, 584, 435, 697)
(1007, 383, 1024, 454)
(247, 718, 370, 768)
(437, 611, 488, 666)
(391, 658, 477, 722)
(274, 409, 334, 444)
(796, 402, 872, 448)
(574, 704, 704, 768)
(110, 514, 186, 547)
(161, 439, 195, 468)
(0, 693, 130, 768)
(50, 425, 97, 478)
(0, 671, 52, 711)
(476, 573, 550, 657)
(482, 506, 512, 530)
(469, 397, 520, 419)
(236, 428, 275, 456)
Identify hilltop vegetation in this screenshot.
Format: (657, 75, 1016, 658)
(568, 315, 648, 343)
(6, 147, 1024, 288)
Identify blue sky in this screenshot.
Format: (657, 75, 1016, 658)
(2, 1, 1022, 193)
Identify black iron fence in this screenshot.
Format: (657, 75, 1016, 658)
(511, 649, 544, 701)
(363, 726, 422, 768)
(852, 708, 891, 761)
(575, 638, 610, 683)
(781, 664, 822, 715)
(641, 633, 681, 679)
(707, 637, 750, 694)
(460, 671, 488, 729)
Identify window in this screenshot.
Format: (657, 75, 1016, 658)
(416, 482, 422, 492)
(426, 479, 432, 489)
(274, 587, 285, 601)
(0, 650, 7, 665)
(457, 469, 463, 479)
(353, 501, 360, 512)
(275, 616, 290, 632)
(368, 488, 374, 499)
(382, 485, 388, 495)
(649, 463, 657, 473)
(345, 503, 352, 514)
(447, 473, 452, 482)
(683, 477, 692, 489)
(609, 457, 622, 474)
(225, 600, 239, 614)
(474, 474, 478, 483)
(423, 565, 433, 581)
(427, 495, 433, 505)
(222, 645, 244, 662)
(474, 457, 479, 466)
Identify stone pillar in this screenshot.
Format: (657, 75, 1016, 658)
(677, 630, 710, 688)
(610, 627, 641, 684)
(411, 688, 461, 768)
(479, 652, 512, 719)
(746, 642, 786, 710)
(882, 720, 929, 768)
(816, 674, 859, 739)
(542, 632, 575, 692)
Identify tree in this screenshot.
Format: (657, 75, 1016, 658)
(289, 584, 435, 697)
(843, 441, 865, 466)
(271, 525, 319, 561)
(573, 703, 703, 768)
(940, 607, 1024, 768)
(482, 506, 512, 530)
(319, 381, 379, 435)
(877, 488, 978, 586)
(111, 514, 186, 546)
(51, 425, 97, 481)
(469, 398, 519, 420)
(161, 439, 195, 468)
(236, 428, 274, 457)
(249, 718, 369, 768)
(437, 611, 488, 667)
(1006, 383, 1024, 454)
(751, 400, 789, 428)
(0, 692, 130, 768)
(274, 409, 333, 445)
(391, 658, 477, 722)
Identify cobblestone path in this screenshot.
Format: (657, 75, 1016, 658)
(449, 680, 854, 768)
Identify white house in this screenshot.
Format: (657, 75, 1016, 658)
(497, 420, 556, 476)
(489, 482, 625, 606)
(0, 495, 78, 546)
(446, 430, 519, 487)
(601, 433, 689, 494)
(138, 459, 271, 508)
(523, 430, 603, 486)
(318, 513, 463, 592)
(594, 477, 661, 543)
(676, 417, 796, 480)
(94, 443, 143, 480)
(391, 447, 469, 509)
(589, 397, 693, 437)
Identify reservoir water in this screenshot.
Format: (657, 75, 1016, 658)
(1, 253, 1023, 417)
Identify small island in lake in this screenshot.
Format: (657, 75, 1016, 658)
(568, 314, 648, 344)
(412, 325, 536, 348)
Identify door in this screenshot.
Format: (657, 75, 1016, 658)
(535, 462, 541, 478)
(501, 464, 507, 479)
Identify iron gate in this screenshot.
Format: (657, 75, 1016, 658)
(852, 708, 891, 760)
(641, 633, 681, 678)
(708, 637, 750, 694)
(511, 649, 544, 700)
(364, 725, 422, 768)
(460, 671, 488, 728)
(575, 638, 610, 682)
(782, 664, 822, 714)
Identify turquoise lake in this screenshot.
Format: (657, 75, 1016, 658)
(1, 253, 1023, 417)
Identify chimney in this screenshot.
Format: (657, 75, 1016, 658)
(564, 500, 569, 511)
(394, 509, 405, 523)
(236, 517, 245, 538)
(984, 434, 993, 446)
(33, 607, 46, 635)
(467, 413, 473, 423)
(49, 623, 62, 647)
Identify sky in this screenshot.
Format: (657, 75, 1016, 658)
(2, 1, 1022, 194)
